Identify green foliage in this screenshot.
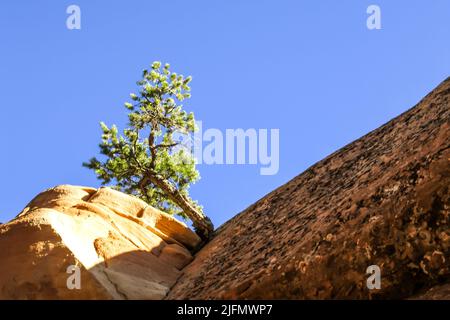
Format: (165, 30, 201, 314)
(84, 61, 201, 219)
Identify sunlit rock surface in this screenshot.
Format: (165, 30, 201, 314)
(0, 185, 200, 299)
(0, 78, 449, 300)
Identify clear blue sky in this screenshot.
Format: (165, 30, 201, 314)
(1, 1, 449, 226)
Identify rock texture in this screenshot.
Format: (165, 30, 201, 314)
(1, 78, 449, 300)
(168, 77, 450, 299)
(0, 185, 200, 299)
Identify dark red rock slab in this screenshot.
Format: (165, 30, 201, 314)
(168, 77, 450, 300)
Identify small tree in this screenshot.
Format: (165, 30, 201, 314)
(83, 61, 214, 240)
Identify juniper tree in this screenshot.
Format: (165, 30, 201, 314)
(83, 61, 214, 240)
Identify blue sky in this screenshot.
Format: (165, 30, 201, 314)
(1, 1, 449, 226)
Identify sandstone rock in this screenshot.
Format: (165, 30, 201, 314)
(0, 185, 200, 299)
(167, 77, 450, 300)
(159, 244, 194, 270)
(1, 78, 449, 300)
(410, 283, 450, 300)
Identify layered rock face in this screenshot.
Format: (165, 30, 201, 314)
(168, 78, 450, 299)
(0, 185, 200, 299)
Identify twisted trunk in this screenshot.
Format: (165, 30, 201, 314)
(141, 172, 214, 241)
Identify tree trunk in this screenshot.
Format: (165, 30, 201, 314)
(144, 172, 214, 241)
